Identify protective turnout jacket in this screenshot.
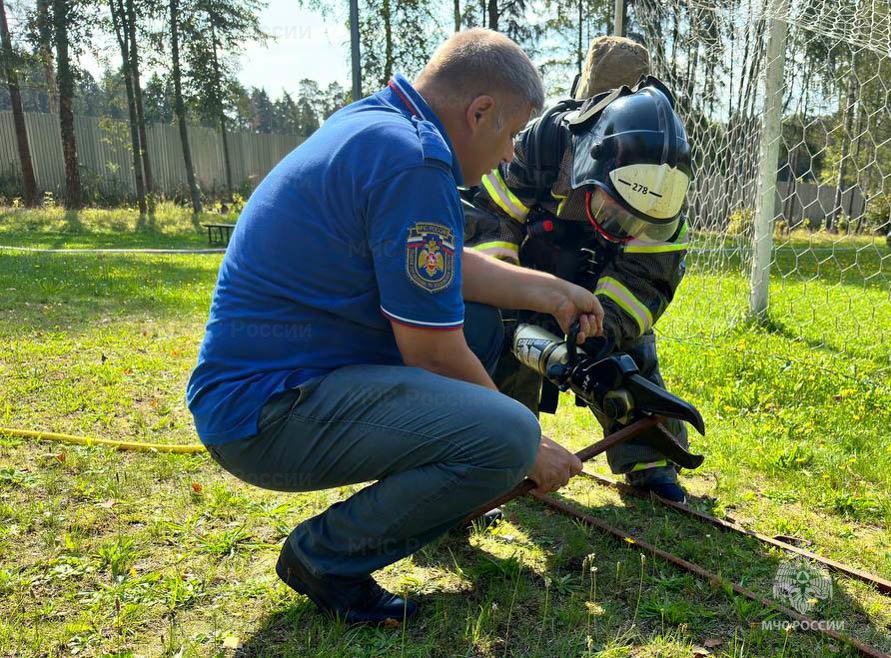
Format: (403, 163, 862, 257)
(464, 108, 689, 357)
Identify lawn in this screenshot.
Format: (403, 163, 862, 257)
(0, 206, 889, 657)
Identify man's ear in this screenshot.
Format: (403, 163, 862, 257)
(466, 95, 496, 134)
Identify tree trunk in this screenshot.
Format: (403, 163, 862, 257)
(126, 0, 153, 196)
(170, 0, 201, 212)
(577, 0, 583, 74)
(684, 9, 700, 110)
(487, 0, 497, 30)
(52, 0, 80, 209)
(735, 0, 756, 120)
(669, 5, 679, 87)
(382, 0, 393, 82)
(210, 21, 233, 201)
(0, 0, 37, 206)
(219, 114, 233, 201)
(786, 63, 812, 230)
(348, 0, 360, 100)
(830, 62, 858, 232)
(35, 0, 57, 113)
(849, 92, 865, 233)
(453, 0, 460, 31)
(784, 141, 799, 228)
(110, 0, 146, 215)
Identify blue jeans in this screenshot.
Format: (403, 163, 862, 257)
(207, 303, 539, 579)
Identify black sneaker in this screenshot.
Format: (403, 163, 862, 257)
(625, 464, 688, 503)
(275, 539, 417, 624)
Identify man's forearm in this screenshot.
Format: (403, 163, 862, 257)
(392, 321, 497, 391)
(462, 247, 568, 313)
(414, 342, 498, 391)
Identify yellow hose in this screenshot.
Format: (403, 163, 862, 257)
(0, 427, 206, 454)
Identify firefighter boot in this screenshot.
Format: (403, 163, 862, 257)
(625, 462, 687, 503)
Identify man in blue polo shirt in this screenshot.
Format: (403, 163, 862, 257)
(187, 29, 604, 623)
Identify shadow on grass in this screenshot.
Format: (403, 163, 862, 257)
(63, 209, 84, 233)
(0, 204, 217, 250)
(190, 210, 203, 235)
(235, 538, 534, 658)
(0, 250, 220, 327)
(537, 488, 888, 655)
(232, 490, 888, 657)
(688, 244, 890, 291)
(741, 313, 890, 375)
(236, 589, 477, 658)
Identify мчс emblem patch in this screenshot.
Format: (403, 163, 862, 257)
(406, 222, 456, 292)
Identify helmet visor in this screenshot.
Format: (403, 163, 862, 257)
(588, 184, 680, 242)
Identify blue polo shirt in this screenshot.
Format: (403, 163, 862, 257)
(187, 74, 466, 445)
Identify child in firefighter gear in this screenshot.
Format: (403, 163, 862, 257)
(464, 40, 694, 502)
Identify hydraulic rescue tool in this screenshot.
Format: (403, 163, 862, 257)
(464, 322, 704, 522)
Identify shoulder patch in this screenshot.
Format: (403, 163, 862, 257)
(405, 221, 456, 292)
(413, 118, 453, 170)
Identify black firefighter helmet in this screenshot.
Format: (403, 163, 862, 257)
(569, 76, 693, 243)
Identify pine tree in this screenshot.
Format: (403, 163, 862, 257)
(52, 0, 81, 208)
(109, 0, 147, 214)
(142, 73, 174, 124)
(169, 0, 201, 212)
(248, 86, 275, 133)
(295, 78, 320, 138)
(357, 0, 436, 89)
(322, 81, 348, 119)
(273, 90, 298, 133)
(183, 0, 266, 200)
(0, 0, 38, 206)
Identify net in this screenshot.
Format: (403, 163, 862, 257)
(631, 0, 891, 382)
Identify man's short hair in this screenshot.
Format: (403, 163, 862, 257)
(417, 28, 545, 119)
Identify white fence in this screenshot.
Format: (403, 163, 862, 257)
(692, 177, 868, 232)
(0, 111, 302, 199)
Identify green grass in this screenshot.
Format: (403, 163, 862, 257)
(0, 202, 238, 249)
(0, 207, 889, 657)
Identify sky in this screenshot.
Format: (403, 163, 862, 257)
(237, 3, 353, 96)
(69, 0, 353, 101)
(59, 0, 573, 103)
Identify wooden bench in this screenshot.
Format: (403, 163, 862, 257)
(202, 223, 236, 245)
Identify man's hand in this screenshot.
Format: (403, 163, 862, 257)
(550, 280, 604, 344)
(527, 436, 583, 494)
(462, 249, 604, 343)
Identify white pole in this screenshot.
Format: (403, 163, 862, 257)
(613, 0, 624, 36)
(749, 0, 789, 317)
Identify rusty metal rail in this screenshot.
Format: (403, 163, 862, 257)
(579, 470, 891, 596)
(464, 416, 889, 656)
(531, 492, 890, 658)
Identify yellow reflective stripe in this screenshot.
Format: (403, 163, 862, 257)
(481, 169, 529, 223)
(624, 241, 688, 254)
(472, 241, 519, 253)
(630, 459, 668, 472)
(594, 276, 654, 334)
(472, 240, 519, 262)
(624, 221, 689, 254)
(497, 169, 530, 220)
(552, 191, 568, 216)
